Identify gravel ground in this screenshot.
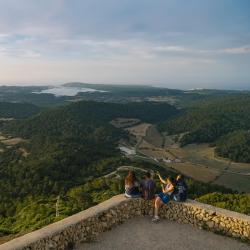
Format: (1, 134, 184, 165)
(77, 217, 250, 250)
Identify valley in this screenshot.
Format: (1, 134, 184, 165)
(0, 84, 250, 243)
(122, 122, 250, 192)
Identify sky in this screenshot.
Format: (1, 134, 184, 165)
(0, 0, 250, 89)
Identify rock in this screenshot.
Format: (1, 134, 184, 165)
(207, 221, 215, 228)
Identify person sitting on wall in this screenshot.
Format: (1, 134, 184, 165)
(124, 170, 141, 198)
(152, 172, 175, 222)
(173, 174, 188, 202)
(140, 172, 156, 200)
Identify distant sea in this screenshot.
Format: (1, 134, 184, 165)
(33, 86, 106, 97)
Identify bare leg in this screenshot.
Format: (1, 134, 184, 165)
(154, 197, 161, 217)
(153, 197, 163, 221)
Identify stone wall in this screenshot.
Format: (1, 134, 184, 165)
(0, 195, 249, 250)
(144, 199, 250, 240)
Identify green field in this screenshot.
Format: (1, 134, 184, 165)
(136, 129, 250, 192)
(213, 173, 250, 192)
(169, 144, 250, 192)
(144, 125, 164, 147)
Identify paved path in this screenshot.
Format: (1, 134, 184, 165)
(77, 217, 249, 250)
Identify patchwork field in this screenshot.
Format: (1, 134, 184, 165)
(169, 144, 250, 192)
(165, 162, 219, 183)
(110, 118, 140, 128)
(144, 125, 164, 147)
(126, 123, 151, 139)
(214, 173, 250, 192)
(138, 139, 173, 159)
(0, 132, 28, 157)
(125, 125, 250, 192)
(1, 138, 25, 146)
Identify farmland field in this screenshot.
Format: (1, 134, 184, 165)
(138, 139, 173, 159)
(214, 173, 250, 192)
(126, 125, 250, 192)
(126, 123, 151, 138)
(169, 144, 250, 192)
(110, 118, 140, 128)
(144, 125, 163, 147)
(165, 162, 219, 182)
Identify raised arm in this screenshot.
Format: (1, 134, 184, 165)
(157, 172, 167, 185)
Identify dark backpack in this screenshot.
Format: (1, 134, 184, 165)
(173, 181, 187, 202)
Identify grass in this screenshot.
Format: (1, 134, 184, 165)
(166, 162, 219, 182)
(138, 140, 173, 159)
(144, 125, 164, 147)
(126, 124, 250, 192)
(110, 118, 140, 128)
(174, 144, 250, 192)
(126, 123, 151, 138)
(214, 173, 250, 192)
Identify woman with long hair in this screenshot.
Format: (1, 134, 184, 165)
(152, 173, 175, 222)
(124, 170, 140, 198)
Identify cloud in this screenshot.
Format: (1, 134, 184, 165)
(154, 44, 250, 55)
(221, 46, 250, 54)
(153, 46, 189, 52)
(0, 46, 41, 58)
(1, 33, 249, 62)
(0, 0, 249, 87)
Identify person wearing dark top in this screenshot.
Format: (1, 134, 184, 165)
(140, 172, 156, 200)
(124, 170, 141, 198)
(173, 175, 188, 202)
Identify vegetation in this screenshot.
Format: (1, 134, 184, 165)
(197, 192, 250, 215)
(3, 101, 178, 138)
(0, 84, 244, 107)
(0, 86, 66, 107)
(159, 95, 250, 162)
(0, 89, 249, 240)
(216, 130, 250, 163)
(0, 102, 40, 119)
(0, 158, 236, 236)
(0, 101, 178, 237)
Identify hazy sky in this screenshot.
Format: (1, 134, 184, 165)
(0, 0, 250, 89)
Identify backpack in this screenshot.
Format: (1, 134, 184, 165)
(173, 181, 187, 202)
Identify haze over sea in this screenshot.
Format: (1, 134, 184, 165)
(34, 86, 106, 97)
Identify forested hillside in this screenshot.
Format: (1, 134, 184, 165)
(215, 130, 250, 163)
(159, 95, 250, 162)
(4, 101, 178, 137)
(0, 102, 41, 119)
(0, 101, 178, 237)
(0, 101, 178, 199)
(1, 98, 249, 240)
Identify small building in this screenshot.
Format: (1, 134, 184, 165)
(119, 146, 136, 156)
(174, 158, 182, 163)
(163, 158, 172, 163)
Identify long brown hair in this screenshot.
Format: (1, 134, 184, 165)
(125, 170, 136, 186)
(167, 177, 176, 186)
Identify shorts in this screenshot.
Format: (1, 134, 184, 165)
(158, 192, 170, 204)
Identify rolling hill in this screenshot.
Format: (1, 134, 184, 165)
(159, 95, 250, 162)
(0, 102, 41, 119)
